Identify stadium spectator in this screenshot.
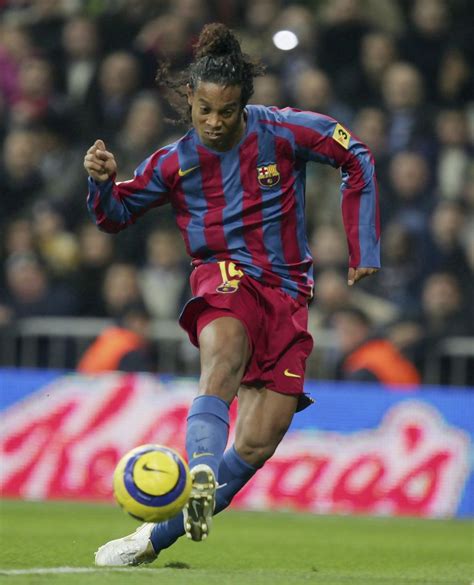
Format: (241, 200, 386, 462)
(1, 252, 78, 319)
(317, 0, 372, 94)
(72, 223, 115, 317)
(398, 0, 451, 100)
(31, 116, 86, 221)
(310, 268, 396, 331)
(392, 272, 473, 384)
(434, 108, 472, 200)
(238, 0, 282, 63)
(0, 1, 471, 387)
(31, 201, 79, 278)
(3, 218, 36, 259)
(420, 272, 472, 339)
(77, 301, 157, 374)
(8, 56, 71, 130)
(16, 0, 68, 57)
(291, 68, 353, 126)
(363, 222, 424, 315)
(311, 225, 348, 275)
(57, 15, 101, 107)
(0, 24, 34, 107)
(134, 14, 193, 79)
(426, 200, 471, 282)
(437, 46, 472, 105)
(83, 51, 143, 142)
(382, 150, 435, 238)
(0, 128, 44, 228)
(381, 61, 432, 154)
(342, 31, 397, 108)
(101, 262, 144, 320)
(352, 107, 390, 182)
(139, 229, 190, 320)
(96, 0, 164, 54)
(169, 0, 211, 35)
(332, 306, 421, 386)
(250, 73, 286, 108)
(113, 92, 166, 179)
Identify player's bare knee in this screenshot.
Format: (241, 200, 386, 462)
(235, 416, 291, 467)
(235, 440, 274, 468)
(235, 430, 283, 467)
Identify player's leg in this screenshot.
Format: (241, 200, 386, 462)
(147, 443, 256, 556)
(148, 386, 296, 555)
(186, 315, 250, 474)
(95, 387, 296, 565)
(95, 315, 251, 565)
(184, 315, 250, 540)
(229, 385, 298, 474)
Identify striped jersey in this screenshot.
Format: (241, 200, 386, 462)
(87, 105, 380, 303)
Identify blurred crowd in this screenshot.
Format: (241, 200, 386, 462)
(0, 0, 473, 384)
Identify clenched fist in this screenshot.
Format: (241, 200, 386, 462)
(84, 139, 117, 182)
(347, 266, 379, 286)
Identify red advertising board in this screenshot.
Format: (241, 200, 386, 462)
(1, 373, 471, 517)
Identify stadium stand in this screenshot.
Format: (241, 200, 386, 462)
(0, 0, 472, 385)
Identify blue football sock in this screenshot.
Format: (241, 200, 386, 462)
(150, 445, 258, 553)
(214, 444, 257, 513)
(185, 394, 230, 478)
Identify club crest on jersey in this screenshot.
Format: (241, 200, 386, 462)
(216, 280, 240, 293)
(257, 163, 280, 188)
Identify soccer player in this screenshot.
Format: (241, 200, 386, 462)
(85, 23, 380, 566)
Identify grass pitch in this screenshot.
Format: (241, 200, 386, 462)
(0, 500, 472, 585)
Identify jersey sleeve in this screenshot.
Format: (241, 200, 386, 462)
(87, 148, 171, 233)
(274, 108, 381, 269)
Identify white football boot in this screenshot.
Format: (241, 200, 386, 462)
(183, 464, 217, 541)
(94, 522, 157, 566)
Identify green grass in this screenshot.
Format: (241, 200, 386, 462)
(0, 500, 472, 585)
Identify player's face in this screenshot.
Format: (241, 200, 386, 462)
(187, 82, 245, 151)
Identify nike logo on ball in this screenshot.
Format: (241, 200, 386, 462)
(284, 368, 301, 378)
(142, 464, 170, 473)
(178, 165, 199, 177)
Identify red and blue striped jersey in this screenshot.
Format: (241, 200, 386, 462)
(87, 105, 380, 303)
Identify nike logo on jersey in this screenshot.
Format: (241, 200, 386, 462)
(284, 368, 301, 378)
(178, 165, 199, 177)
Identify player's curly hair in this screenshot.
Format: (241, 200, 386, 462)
(156, 23, 265, 125)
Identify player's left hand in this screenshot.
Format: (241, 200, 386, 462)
(347, 267, 379, 286)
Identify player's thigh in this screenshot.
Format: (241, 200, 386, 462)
(234, 386, 297, 465)
(198, 316, 251, 398)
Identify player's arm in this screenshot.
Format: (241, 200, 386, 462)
(84, 139, 170, 233)
(280, 109, 381, 285)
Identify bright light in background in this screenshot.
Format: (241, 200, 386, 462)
(272, 30, 299, 51)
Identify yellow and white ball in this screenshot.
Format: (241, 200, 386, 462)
(113, 444, 191, 522)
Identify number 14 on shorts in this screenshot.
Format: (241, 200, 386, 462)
(216, 261, 244, 294)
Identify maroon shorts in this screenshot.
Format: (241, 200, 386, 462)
(179, 261, 313, 399)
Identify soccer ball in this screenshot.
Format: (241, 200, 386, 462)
(113, 444, 192, 522)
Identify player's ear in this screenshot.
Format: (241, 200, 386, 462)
(186, 84, 194, 106)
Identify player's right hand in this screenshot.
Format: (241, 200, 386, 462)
(84, 139, 117, 183)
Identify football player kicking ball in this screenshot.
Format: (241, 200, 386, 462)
(84, 23, 380, 566)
